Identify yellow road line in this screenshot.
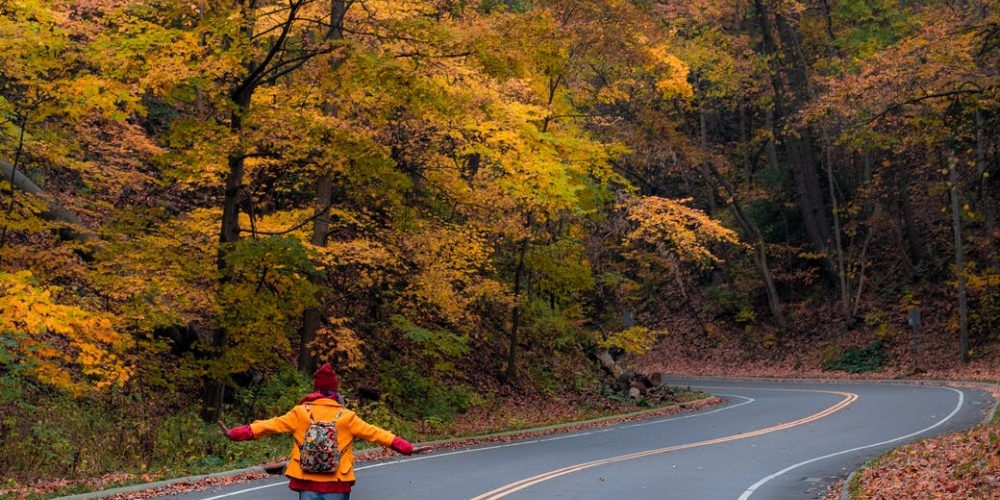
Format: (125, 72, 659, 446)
(468, 389, 858, 500)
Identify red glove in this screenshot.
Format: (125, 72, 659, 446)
(390, 436, 414, 455)
(226, 425, 254, 441)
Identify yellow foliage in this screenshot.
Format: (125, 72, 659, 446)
(312, 237, 396, 290)
(964, 269, 1000, 293)
(597, 79, 639, 104)
(397, 224, 505, 328)
(0, 271, 132, 394)
(311, 317, 366, 371)
(647, 45, 695, 100)
(625, 196, 738, 266)
(85, 208, 219, 334)
(598, 326, 666, 355)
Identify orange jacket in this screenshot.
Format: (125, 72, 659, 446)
(247, 398, 398, 483)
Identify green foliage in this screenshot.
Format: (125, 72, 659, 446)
(156, 409, 289, 471)
(970, 291, 1000, 343)
(392, 315, 470, 372)
(831, 0, 913, 58)
(521, 298, 588, 350)
(704, 286, 756, 324)
(379, 364, 473, 424)
(159, 368, 313, 469)
(478, 0, 534, 14)
(155, 410, 221, 467)
(0, 331, 33, 402)
(29, 417, 75, 472)
(228, 366, 312, 423)
(215, 236, 320, 373)
(822, 340, 889, 374)
(864, 310, 902, 341)
(745, 198, 792, 244)
(352, 400, 413, 443)
(0, 386, 159, 478)
(525, 238, 596, 303)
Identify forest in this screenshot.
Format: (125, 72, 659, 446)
(1, 0, 999, 495)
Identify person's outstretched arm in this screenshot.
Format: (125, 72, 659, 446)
(389, 436, 433, 455)
(218, 420, 255, 441)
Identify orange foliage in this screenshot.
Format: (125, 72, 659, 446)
(0, 271, 131, 393)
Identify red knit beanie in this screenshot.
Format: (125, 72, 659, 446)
(313, 363, 338, 392)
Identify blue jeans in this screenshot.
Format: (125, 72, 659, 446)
(299, 492, 349, 500)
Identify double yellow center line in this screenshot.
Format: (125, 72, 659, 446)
(469, 388, 858, 500)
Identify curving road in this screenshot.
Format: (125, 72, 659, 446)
(159, 379, 996, 500)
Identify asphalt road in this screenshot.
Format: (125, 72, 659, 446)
(155, 379, 996, 500)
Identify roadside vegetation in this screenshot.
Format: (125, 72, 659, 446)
(0, 366, 716, 499)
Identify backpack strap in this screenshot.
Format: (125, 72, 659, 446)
(331, 408, 349, 454)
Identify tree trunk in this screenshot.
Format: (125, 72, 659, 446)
(823, 131, 851, 323)
(752, 0, 835, 282)
(203, 146, 246, 422)
(975, 109, 997, 270)
(2, 92, 97, 255)
(203, 67, 254, 422)
(505, 235, 530, 382)
(763, 108, 780, 172)
(1, 159, 99, 249)
(948, 153, 970, 363)
(698, 104, 786, 328)
(899, 167, 927, 276)
(595, 349, 624, 377)
(739, 100, 754, 184)
(299, 175, 333, 374)
(698, 109, 718, 214)
(299, 0, 348, 374)
(706, 163, 788, 329)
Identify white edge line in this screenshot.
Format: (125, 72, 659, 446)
(198, 481, 286, 500)
(737, 386, 966, 500)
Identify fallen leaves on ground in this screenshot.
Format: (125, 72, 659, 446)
(0, 471, 271, 500)
(818, 423, 1000, 500)
(0, 472, 158, 499)
(101, 472, 271, 500)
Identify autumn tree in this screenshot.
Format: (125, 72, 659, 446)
(0, 0, 150, 397)
(806, 1, 1000, 362)
(104, 0, 434, 417)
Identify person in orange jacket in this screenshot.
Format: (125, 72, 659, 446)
(218, 363, 431, 499)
